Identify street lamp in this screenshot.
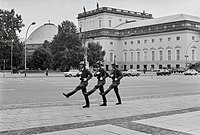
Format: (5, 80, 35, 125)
(24, 22, 36, 77)
(185, 40, 199, 67)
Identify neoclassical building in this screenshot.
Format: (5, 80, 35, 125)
(77, 6, 200, 71)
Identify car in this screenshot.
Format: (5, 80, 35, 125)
(156, 69, 171, 76)
(184, 69, 198, 76)
(123, 69, 141, 77)
(64, 69, 79, 77)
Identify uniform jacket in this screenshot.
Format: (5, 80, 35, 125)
(110, 68, 123, 83)
(79, 68, 93, 82)
(94, 68, 109, 81)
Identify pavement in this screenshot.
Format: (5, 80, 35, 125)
(1, 92, 200, 135)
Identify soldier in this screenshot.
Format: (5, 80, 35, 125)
(100, 62, 123, 105)
(84, 61, 109, 106)
(63, 61, 93, 108)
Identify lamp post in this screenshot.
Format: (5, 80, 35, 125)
(24, 22, 36, 77)
(185, 40, 199, 67)
(11, 39, 13, 74)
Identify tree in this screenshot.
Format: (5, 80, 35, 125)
(50, 20, 84, 71)
(0, 9, 24, 70)
(87, 42, 105, 66)
(31, 41, 53, 70)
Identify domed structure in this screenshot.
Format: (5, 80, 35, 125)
(26, 23, 58, 55)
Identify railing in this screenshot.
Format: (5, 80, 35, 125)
(77, 7, 153, 19)
(81, 21, 200, 38)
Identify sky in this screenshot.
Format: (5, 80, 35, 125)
(1, 0, 200, 38)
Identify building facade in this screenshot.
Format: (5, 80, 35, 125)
(77, 6, 200, 71)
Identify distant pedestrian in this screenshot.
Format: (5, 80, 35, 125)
(100, 62, 123, 105)
(63, 61, 93, 108)
(143, 68, 146, 74)
(84, 61, 109, 106)
(45, 68, 49, 76)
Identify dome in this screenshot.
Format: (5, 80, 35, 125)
(26, 23, 58, 44)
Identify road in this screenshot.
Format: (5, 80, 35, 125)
(0, 73, 200, 105)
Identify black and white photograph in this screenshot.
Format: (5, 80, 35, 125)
(1, 0, 200, 134)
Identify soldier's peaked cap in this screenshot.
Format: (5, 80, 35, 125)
(79, 61, 85, 65)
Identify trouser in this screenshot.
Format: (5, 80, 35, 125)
(67, 81, 89, 106)
(87, 80, 107, 103)
(104, 82, 121, 103)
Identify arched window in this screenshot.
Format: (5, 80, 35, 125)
(99, 19, 102, 27)
(176, 50, 180, 60)
(109, 20, 112, 27)
(130, 51, 134, 61)
(167, 50, 172, 61)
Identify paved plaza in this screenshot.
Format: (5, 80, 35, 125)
(1, 92, 200, 135)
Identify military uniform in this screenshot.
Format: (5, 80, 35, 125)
(85, 63, 109, 106)
(100, 64, 123, 105)
(63, 61, 93, 108)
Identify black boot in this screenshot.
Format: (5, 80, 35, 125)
(100, 103, 107, 106)
(63, 93, 69, 98)
(82, 105, 90, 108)
(116, 102, 122, 105)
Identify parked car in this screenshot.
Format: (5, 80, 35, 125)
(123, 69, 141, 77)
(64, 69, 79, 77)
(156, 69, 171, 76)
(184, 69, 198, 76)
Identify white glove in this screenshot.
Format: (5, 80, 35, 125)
(96, 72, 100, 75)
(79, 72, 82, 75)
(83, 78, 87, 81)
(115, 78, 118, 81)
(100, 77, 103, 80)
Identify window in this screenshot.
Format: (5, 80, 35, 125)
(192, 50, 195, 61)
(176, 50, 180, 60)
(159, 38, 163, 42)
(110, 42, 113, 45)
(124, 42, 127, 45)
(109, 20, 112, 27)
(176, 36, 180, 40)
(99, 20, 102, 27)
(192, 36, 195, 40)
(119, 19, 122, 22)
(137, 40, 140, 44)
(168, 50, 171, 60)
(144, 40, 147, 43)
(110, 53, 113, 62)
(159, 65, 162, 69)
(152, 39, 154, 43)
(124, 53, 127, 61)
(159, 50, 163, 61)
(144, 51, 147, 61)
(168, 37, 171, 41)
(137, 65, 140, 69)
(152, 51, 155, 61)
(130, 52, 133, 61)
(137, 52, 140, 61)
(131, 41, 133, 44)
(130, 65, 133, 69)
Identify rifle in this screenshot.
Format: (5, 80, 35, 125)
(114, 55, 116, 80)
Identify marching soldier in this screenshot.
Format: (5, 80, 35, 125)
(63, 61, 93, 108)
(84, 61, 109, 106)
(100, 61, 123, 105)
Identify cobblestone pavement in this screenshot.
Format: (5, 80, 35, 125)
(1, 93, 200, 135)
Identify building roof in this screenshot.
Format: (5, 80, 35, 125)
(26, 23, 58, 44)
(77, 7, 153, 19)
(115, 14, 200, 30)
